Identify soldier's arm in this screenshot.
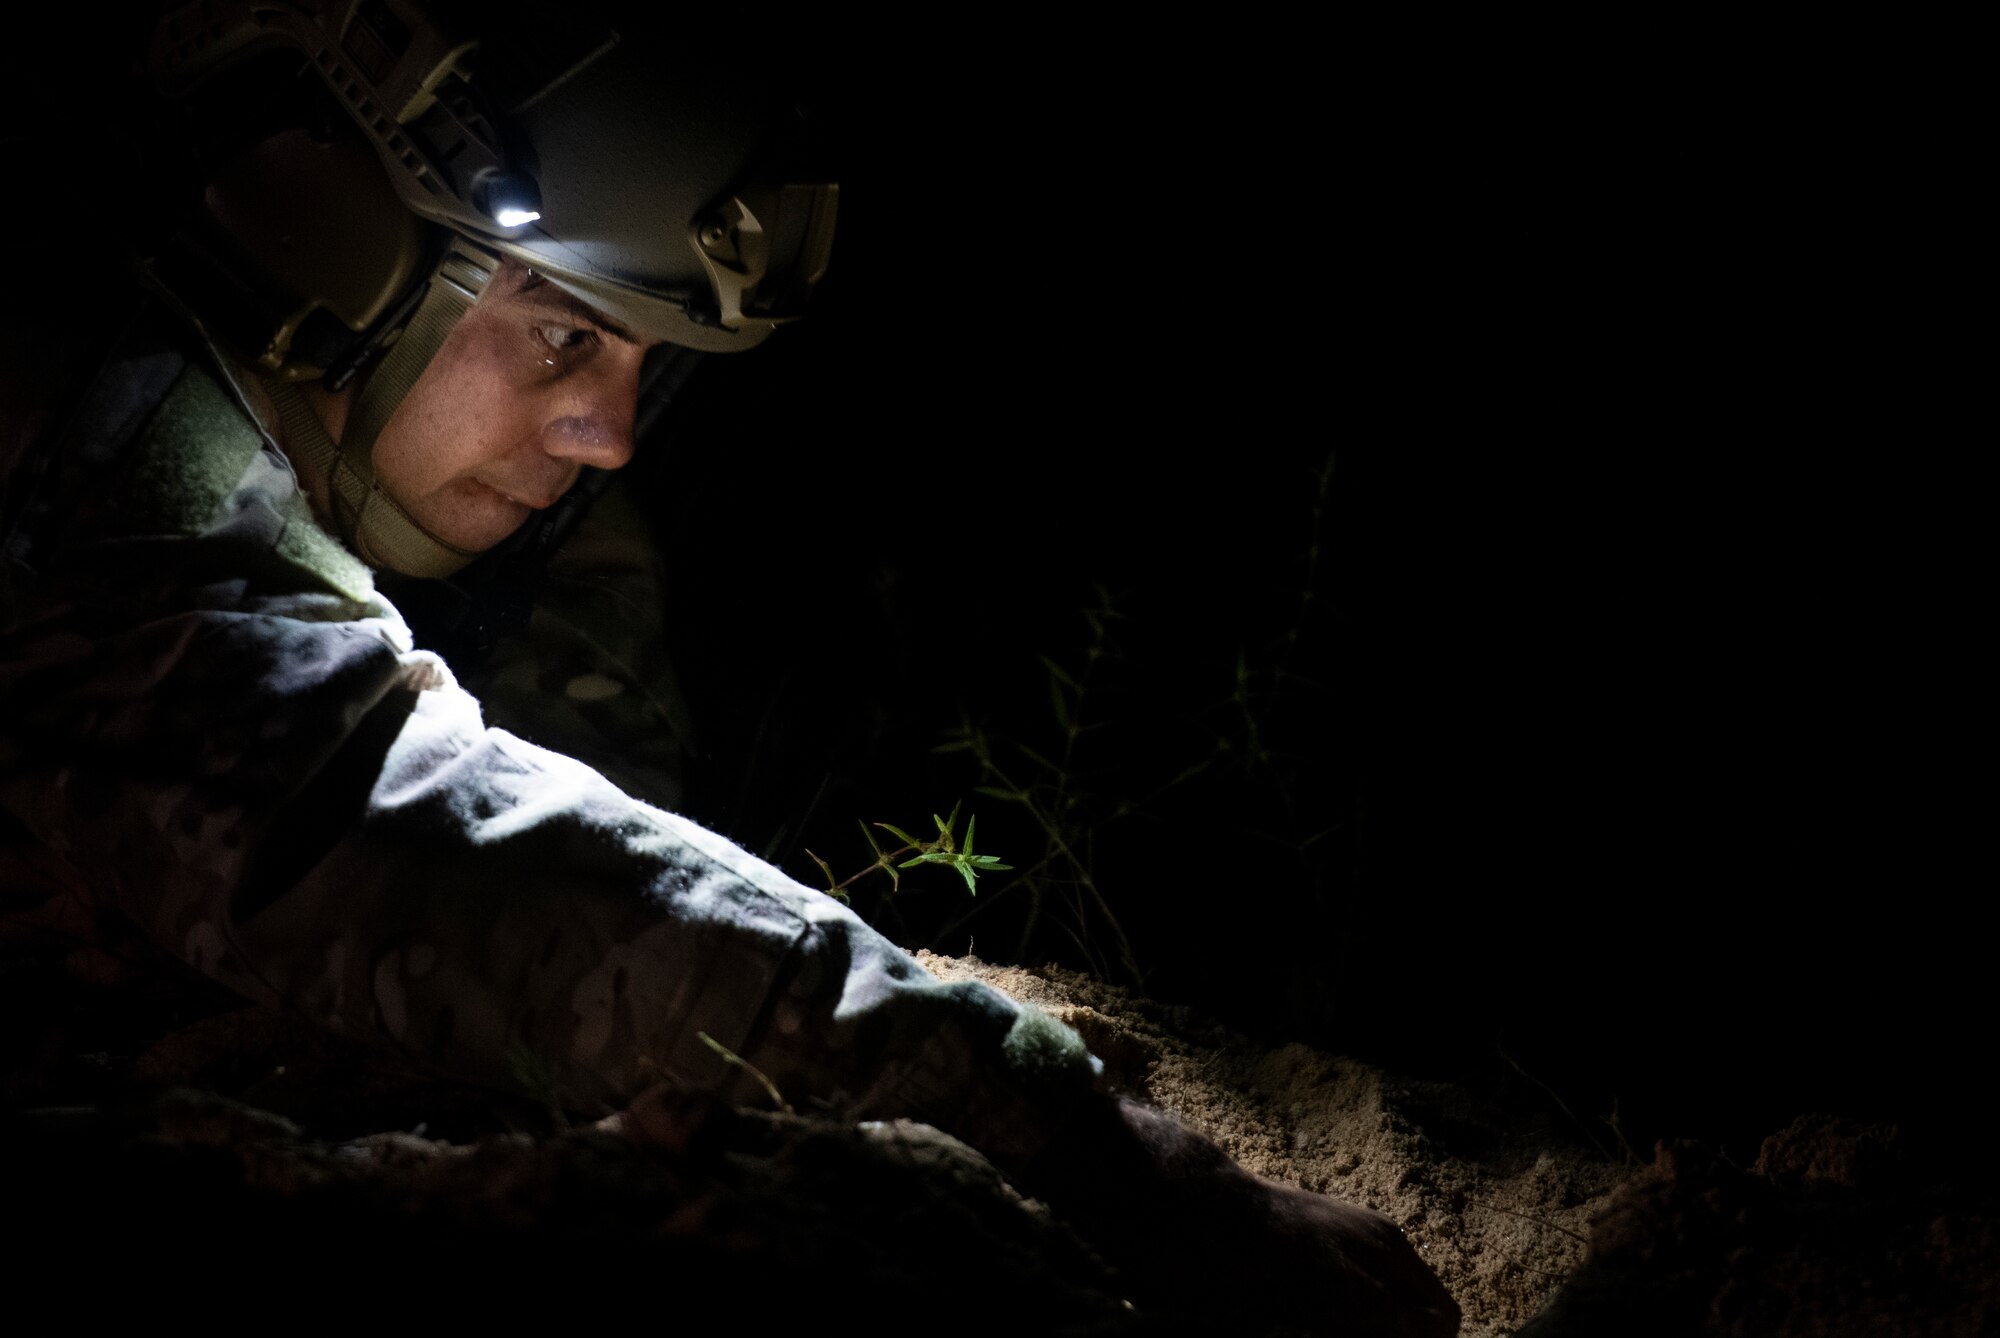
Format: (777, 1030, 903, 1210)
(0, 353, 1455, 1334)
(0, 347, 1089, 1133)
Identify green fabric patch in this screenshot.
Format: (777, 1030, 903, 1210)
(120, 365, 375, 604)
(123, 366, 261, 533)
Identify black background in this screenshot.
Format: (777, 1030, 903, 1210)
(7, 10, 1974, 1166)
(637, 22, 1978, 1162)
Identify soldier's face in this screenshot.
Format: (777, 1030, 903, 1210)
(368, 259, 653, 554)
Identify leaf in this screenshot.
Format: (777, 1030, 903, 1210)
(1048, 673, 1072, 731)
(1039, 655, 1081, 690)
(973, 785, 1027, 803)
(876, 822, 923, 848)
(803, 849, 850, 903)
(965, 813, 977, 856)
(1161, 757, 1216, 791)
(956, 860, 979, 896)
(935, 800, 964, 850)
(1015, 744, 1062, 776)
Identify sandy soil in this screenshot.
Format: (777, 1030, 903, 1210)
(918, 952, 1628, 1337)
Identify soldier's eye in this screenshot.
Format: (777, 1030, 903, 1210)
(535, 323, 597, 355)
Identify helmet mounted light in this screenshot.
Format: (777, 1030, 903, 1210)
(476, 169, 543, 229)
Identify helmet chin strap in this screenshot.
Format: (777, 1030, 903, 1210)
(277, 239, 501, 580)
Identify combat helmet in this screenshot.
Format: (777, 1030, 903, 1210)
(143, 0, 837, 577)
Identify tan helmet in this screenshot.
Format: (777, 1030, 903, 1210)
(145, 0, 837, 576)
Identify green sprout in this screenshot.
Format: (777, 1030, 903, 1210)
(884, 802, 1013, 897)
(806, 800, 1012, 901)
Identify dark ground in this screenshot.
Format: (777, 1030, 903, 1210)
(4, 10, 1981, 1334)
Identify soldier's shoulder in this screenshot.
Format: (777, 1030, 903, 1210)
(4, 303, 380, 613)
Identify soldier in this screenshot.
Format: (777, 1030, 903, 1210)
(0, 4, 1455, 1333)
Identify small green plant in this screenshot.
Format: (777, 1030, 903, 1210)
(804, 800, 1013, 903)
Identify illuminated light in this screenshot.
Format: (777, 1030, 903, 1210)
(478, 169, 543, 230)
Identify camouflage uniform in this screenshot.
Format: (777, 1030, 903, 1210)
(0, 309, 1096, 1161)
(452, 482, 697, 816)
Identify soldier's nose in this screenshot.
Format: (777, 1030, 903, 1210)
(542, 413, 635, 470)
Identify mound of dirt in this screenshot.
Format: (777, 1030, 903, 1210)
(918, 952, 1629, 1337)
